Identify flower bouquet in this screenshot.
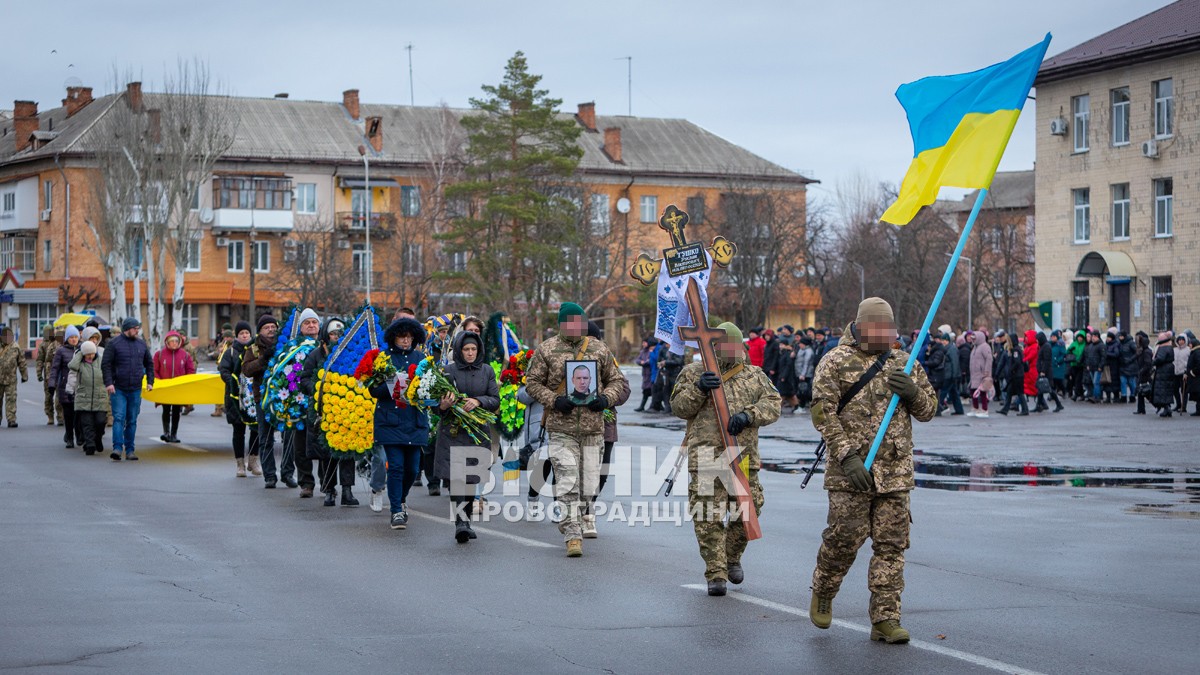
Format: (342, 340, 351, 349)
(494, 348, 534, 441)
(405, 356, 496, 444)
(262, 337, 318, 431)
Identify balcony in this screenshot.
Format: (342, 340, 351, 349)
(212, 208, 294, 233)
(336, 211, 395, 237)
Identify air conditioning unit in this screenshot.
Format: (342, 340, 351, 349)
(282, 238, 297, 249)
(40, 209, 51, 222)
(215, 237, 230, 247)
(283, 250, 297, 262)
(1142, 139, 1159, 158)
(336, 239, 351, 250)
(1049, 117, 1068, 136)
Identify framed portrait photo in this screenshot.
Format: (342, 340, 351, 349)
(564, 359, 599, 406)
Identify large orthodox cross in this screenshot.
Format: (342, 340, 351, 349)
(629, 204, 759, 540)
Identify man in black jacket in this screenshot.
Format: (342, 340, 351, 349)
(101, 318, 154, 461)
(1083, 331, 1106, 403)
(1117, 331, 1138, 403)
(241, 315, 289, 487)
(924, 334, 947, 414)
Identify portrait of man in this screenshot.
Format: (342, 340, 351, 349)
(565, 360, 598, 405)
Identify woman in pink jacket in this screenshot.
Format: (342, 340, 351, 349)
(967, 330, 994, 417)
(153, 330, 195, 443)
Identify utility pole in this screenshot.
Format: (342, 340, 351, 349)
(946, 252, 973, 330)
(358, 145, 372, 305)
(249, 179, 257, 321)
(849, 261, 864, 301)
(615, 56, 631, 115)
(405, 43, 415, 106)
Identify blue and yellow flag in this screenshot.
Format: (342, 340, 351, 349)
(881, 34, 1051, 225)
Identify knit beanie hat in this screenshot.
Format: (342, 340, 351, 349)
(222, 329, 234, 339)
(81, 341, 97, 356)
(299, 308, 320, 325)
(65, 325, 80, 340)
(856, 297, 894, 325)
(235, 321, 252, 336)
(1158, 331, 1173, 343)
(121, 317, 141, 332)
(256, 314, 278, 332)
(557, 302, 585, 324)
(717, 321, 744, 343)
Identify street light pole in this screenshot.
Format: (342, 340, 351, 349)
(946, 253, 973, 330)
(849, 261, 864, 301)
(358, 145, 372, 305)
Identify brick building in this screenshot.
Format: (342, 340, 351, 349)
(0, 86, 818, 354)
(1033, 0, 1199, 334)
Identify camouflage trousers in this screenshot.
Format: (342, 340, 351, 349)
(688, 462, 764, 582)
(811, 490, 910, 623)
(548, 432, 602, 543)
(0, 384, 16, 424)
(44, 383, 63, 423)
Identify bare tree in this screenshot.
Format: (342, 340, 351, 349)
(273, 225, 362, 313)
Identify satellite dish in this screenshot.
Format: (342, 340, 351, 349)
(199, 207, 214, 224)
(616, 197, 631, 214)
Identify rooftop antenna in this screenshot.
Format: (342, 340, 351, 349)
(406, 43, 415, 105)
(615, 56, 631, 115)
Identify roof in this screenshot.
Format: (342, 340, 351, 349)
(1037, 0, 1200, 84)
(944, 170, 1035, 212)
(1, 91, 813, 184)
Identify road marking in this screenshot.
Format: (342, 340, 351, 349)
(680, 584, 1046, 675)
(144, 436, 207, 453)
(406, 508, 557, 548)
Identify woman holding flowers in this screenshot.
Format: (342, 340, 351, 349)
(368, 318, 429, 529)
(430, 331, 499, 543)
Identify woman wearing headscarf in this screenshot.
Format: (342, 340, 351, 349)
(1151, 332, 1176, 418)
(219, 321, 259, 477)
(153, 330, 196, 443)
(1133, 333, 1154, 415)
(433, 331, 499, 543)
(48, 326, 82, 448)
(967, 330, 993, 417)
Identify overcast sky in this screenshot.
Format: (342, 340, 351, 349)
(2, 0, 1171, 204)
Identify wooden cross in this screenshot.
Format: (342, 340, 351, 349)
(631, 204, 760, 541)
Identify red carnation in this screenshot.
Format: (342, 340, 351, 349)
(407, 363, 418, 377)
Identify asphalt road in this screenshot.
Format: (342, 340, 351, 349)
(1, 377, 1197, 674)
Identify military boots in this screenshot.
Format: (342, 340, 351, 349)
(810, 592, 832, 629)
(871, 619, 910, 644)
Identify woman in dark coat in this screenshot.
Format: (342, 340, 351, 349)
(1034, 332, 1063, 412)
(1103, 332, 1122, 402)
(998, 334, 1029, 415)
(1133, 333, 1155, 415)
(1186, 336, 1200, 416)
(370, 318, 430, 529)
(1151, 333, 1176, 417)
(634, 338, 654, 412)
(433, 331, 499, 543)
(48, 326, 82, 448)
(218, 321, 259, 477)
(298, 318, 357, 506)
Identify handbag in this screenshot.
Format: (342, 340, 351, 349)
(1036, 374, 1051, 395)
(1137, 381, 1152, 395)
(1100, 368, 1112, 386)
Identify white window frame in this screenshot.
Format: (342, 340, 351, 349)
(351, 244, 371, 288)
(27, 303, 57, 350)
(226, 240, 245, 272)
(1110, 183, 1129, 241)
(401, 185, 421, 217)
(450, 250, 468, 273)
(590, 193, 610, 236)
(639, 195, 658, 224)
(1154, 178, 1173, 238)
(1110, 87, 1129, 146)
(43, 180, 53, 210)
(403, 243, 423, 276)
(295, 183, 317, 214)
(253, 240, 270, 273)
(43, 239, 51, 272)
(1153, 79, 1173, 139)
(2, 193, 14, 212)
(1072, 188, 1090, 244)
(179, 304, 200, 339)
(185, 237, 201, 272)
(1071, 95, 1089, 153)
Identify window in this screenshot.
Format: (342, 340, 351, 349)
(1072, 188, 1090, 243)
(1154, 178, 1173, 237)
(185, 237, 201, 272)
(1110, 183, 1129, 240)
(1072, 281, 1089, 330)
(295, 242, 316, 274)
(450, 250, 468, 273)
(351, 244, 371, 287)
(351, 189, 368, 215)
(126, 233, 145, 275)
(639, 195, 658, 223)
(1152, 276, 1172, 332)
(1110, 88, 1129, 146)
(401, 186, 421, 217)
(2, 237, 36, 273)
(1071, 95, 1089, 152)
(227, 240, 245, 272)
(43, 180, 52, 210)
(687, 196, 705, 224)
(43, 239, 51, 272)
(179, 305, 200, 339)
(27, 303, 57, 350)
(295, 183, 317, 214)
(589, 193, 610, 236)
(252, 241, 270, 273)
(2, 193, 14, 212)
(1153, 79, 1173, 138)
(215, 177, 293, 210)
(447, 197, 468, 219)
(403, 243, 423, 276)
(189, 183, 201, 211)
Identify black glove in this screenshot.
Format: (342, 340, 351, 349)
(553, 396, 575, 414)
(886, 369, 920, 403)
(587, 395, 608, 412)
(696, 371, 721, 393)
(727, 411, 751, 436)
(841, 454, 873, 492)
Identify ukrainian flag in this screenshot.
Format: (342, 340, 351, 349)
(881, 34, 1051, 225)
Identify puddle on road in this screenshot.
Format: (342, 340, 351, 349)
(762, 449, 1200, 518)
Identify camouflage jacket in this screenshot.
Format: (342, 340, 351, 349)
(36, 338, 58, 382)
(0, 342, 29, 386)
(672, 357, 782, 469)
(526, 333, 627, 437)
(811, 322, 936, 494)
